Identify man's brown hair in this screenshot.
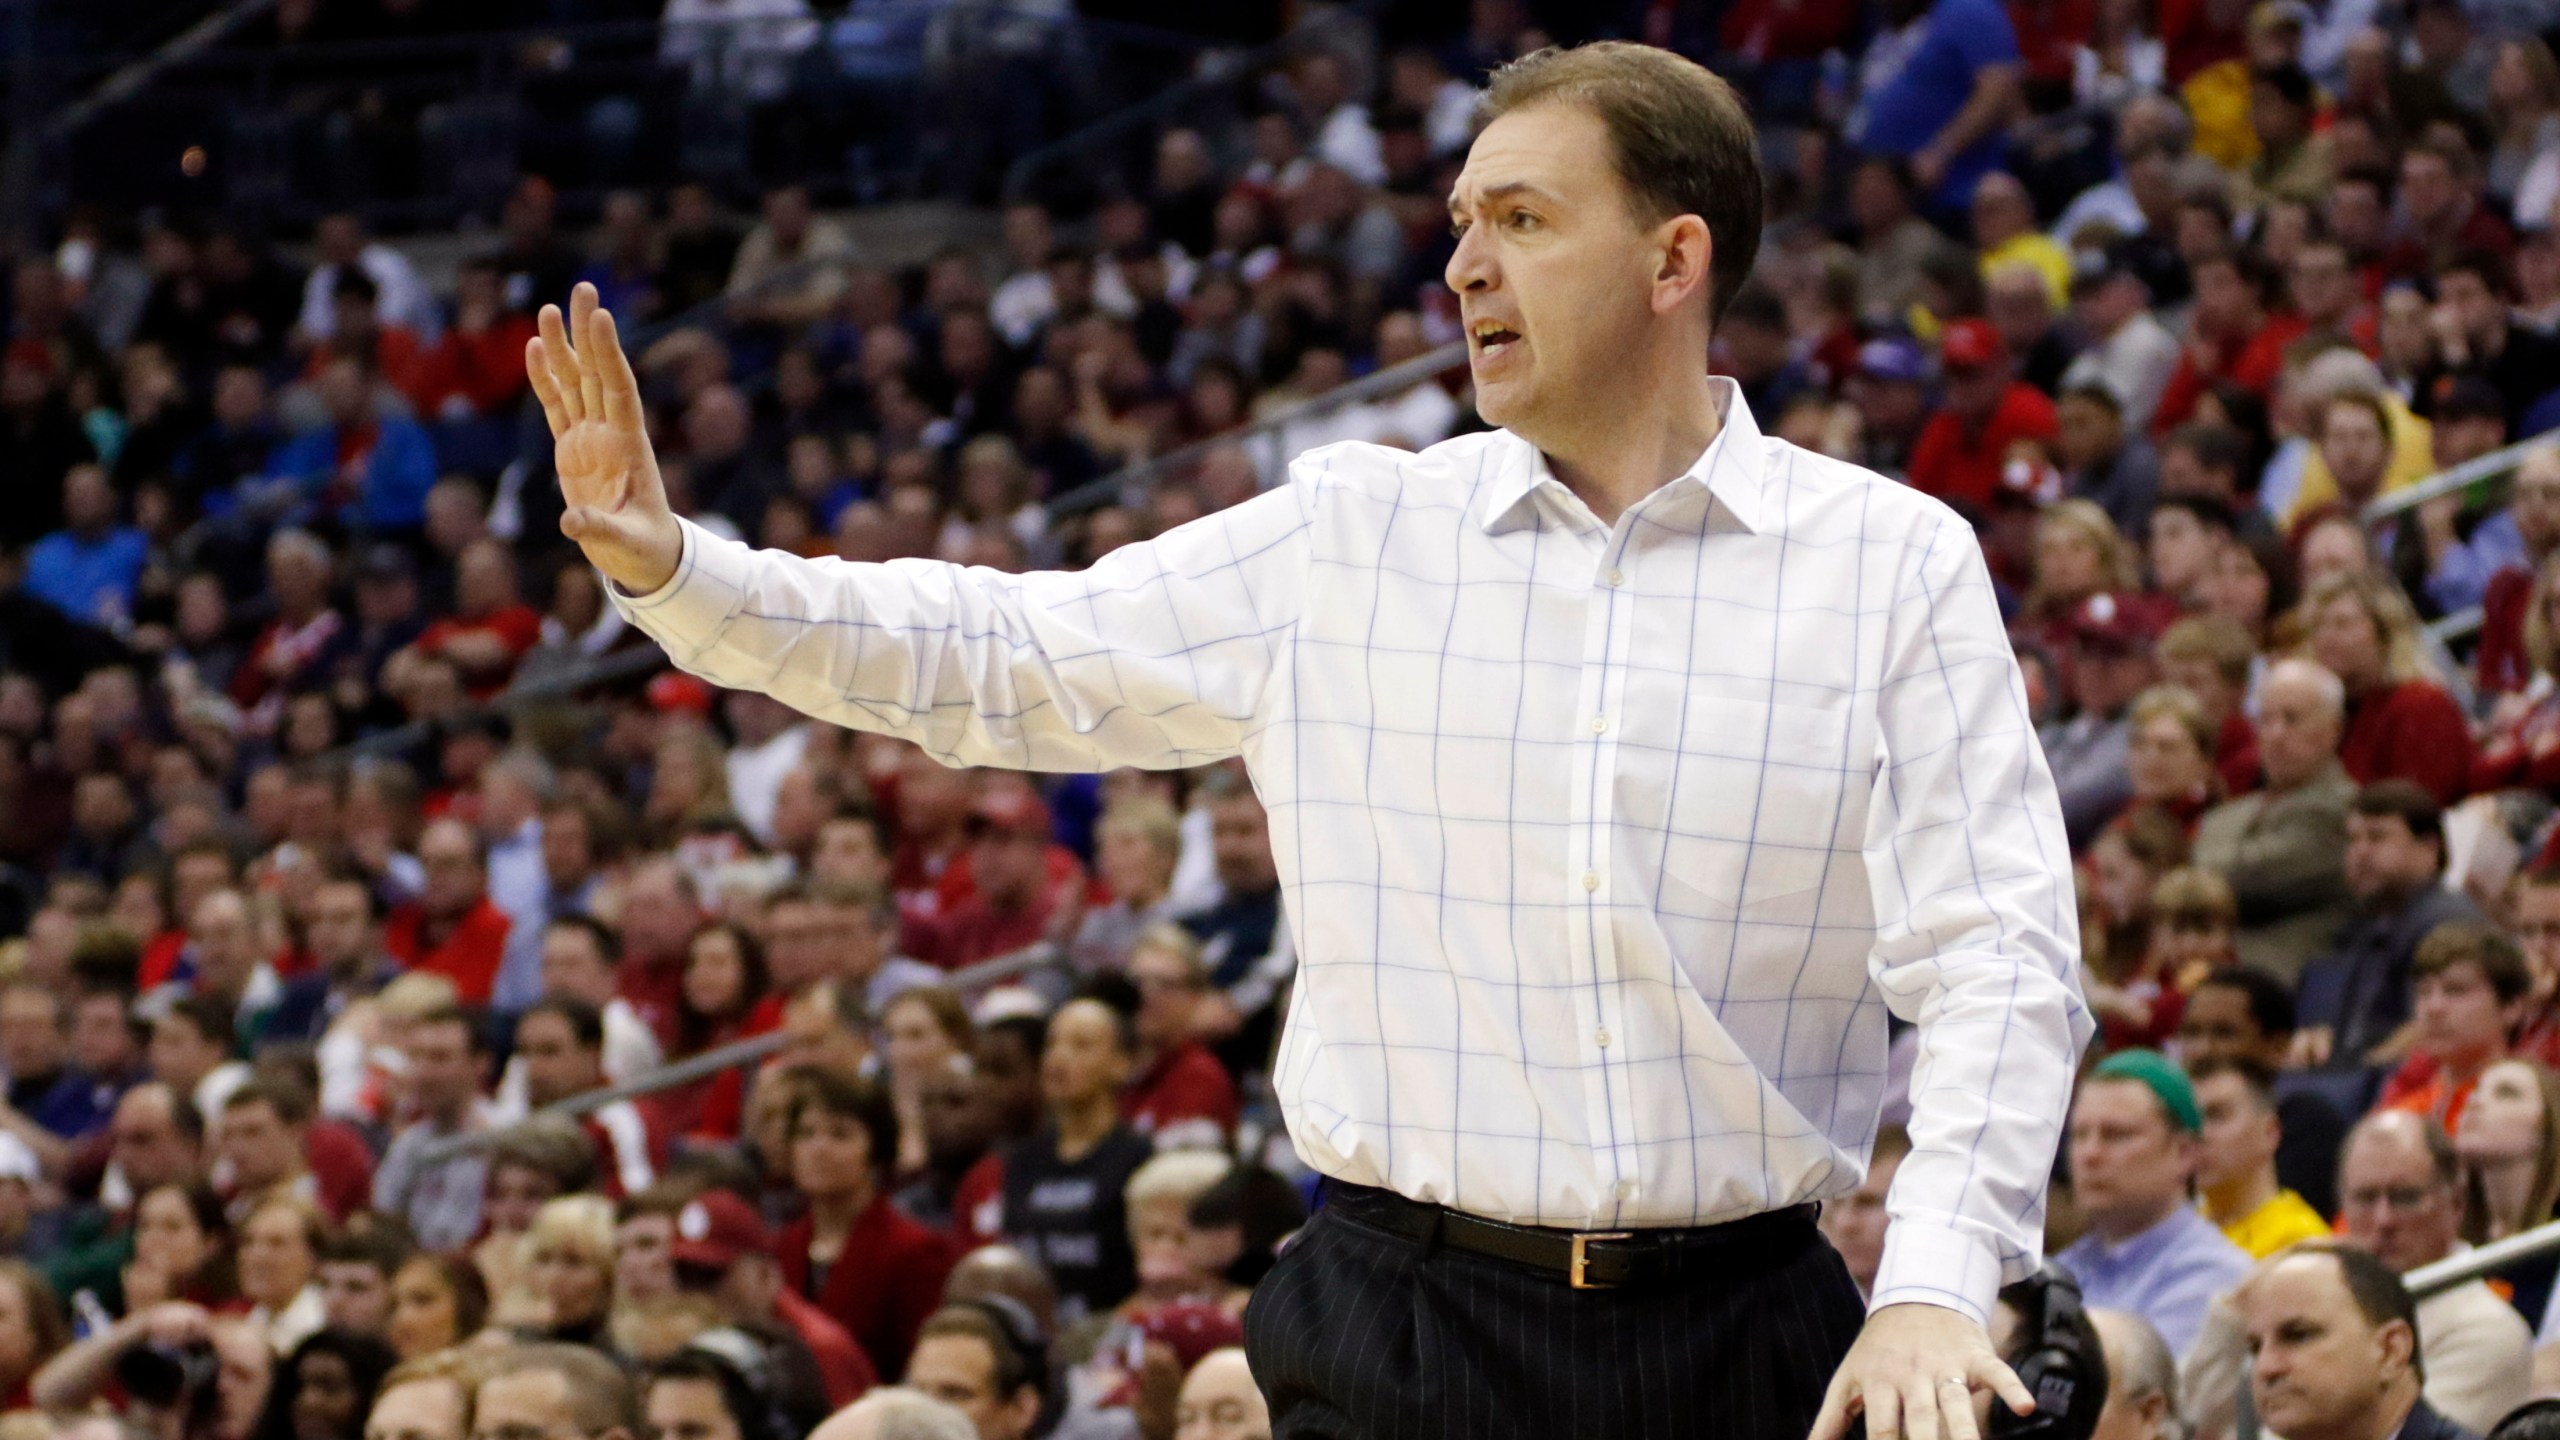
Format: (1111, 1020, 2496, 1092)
(2411, 921, 2532, 1005)
(1480, 41, 1764, 325)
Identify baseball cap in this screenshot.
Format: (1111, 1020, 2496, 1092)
(970, 788, 1052, 838)
(2432, 374, 2508, 425)
(2090, 1048, 2202, 1134)
(2069, 591, 2161, 653)
(1855, 336, 1930, 385)
(648, 671, 716, 717)
(671, 1190, 773, 1271)
(1134, 1304, 1246, 1372)
(1938, 318, 2005, 371)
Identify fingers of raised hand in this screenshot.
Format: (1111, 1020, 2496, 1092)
(570, 283, 606, 420)
(535, 304, 584, 427)
(526, 336, 569, 439)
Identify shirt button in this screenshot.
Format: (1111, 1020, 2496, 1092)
(1582, 870, 1599, 892)
(1590, 714, 1608, 734)
(1595, 1028, 1612, 1048)
(1615, 1180, 1640, 1201)
(1606, 568, 1625, 587)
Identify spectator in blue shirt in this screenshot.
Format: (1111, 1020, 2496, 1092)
(2056, 1049, 2257, 1359)
(23, 464, 148, 629)
(260, 354, 438, 533)
(1853, 0, 2025, 216)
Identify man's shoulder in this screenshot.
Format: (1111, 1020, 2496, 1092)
(1285, 430, 1514, 498)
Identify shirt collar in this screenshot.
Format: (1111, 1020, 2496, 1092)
(2089, 1203, 2207, 1268)
(1476, 376, 1768, 535)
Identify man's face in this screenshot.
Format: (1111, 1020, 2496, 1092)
(1445, 103, 1672, 444)
(70, 994, 132, 1077)
(470, 1371, 580, 1440)
(1043, 1002, 1132, 1110)
(646, 1377, 741, 1440)
(906, 1334, 1034, 1440)
(2069, 646, 2158, 718)
(1176, 1352, 1271, 1440)
(306, 882, 374, 971)
(2516, 883, 2560, 999)
(404, 1020, 482, 1121)
(762, 900, 836, 994)
(2256, 674, 2342, 789)
(516, 1012, 600, 1108)
(419, 825, 484, 918)
(2290, 246, 2356, 323)
(2402, 154, 2459, 227)
(919, 1065, 999, 1168)
(2343, 813, 2435, 903)
(366, 1380, 471, 1440)
(2411, 961, 2514, 1064)
(2244, 1256, 2408, 1440)
(542, 927, 615, 1007)
(110, 1090, 195, 1193)
(150, 1019, 221, 1093)
(1209, 794, 1277, 895)
(0, 991, 60, 1078)
(1943, 361, 2009, 424)
(970, 828, 1048, 908)
(2514, 458, 2560, 555)
(2054, 394, 2122, 472)
(2338, 1126, 2460, 1271)
(1131, 946, 1202, 1050)
(2179, 985, 2281, 1068)
(321, 1261, 394, 1336)
(191, 893, 258, 991)
(812, 820, 889, 890)
(2319, 406, 2391, 499)
(2068, 1080, 2193, 1234)
(1817, 1146, 1902, 1294)
(617, 1213, 677, 1305)
(2194, 1072, 2277, 1192)
(219, 1099, 301, 1189)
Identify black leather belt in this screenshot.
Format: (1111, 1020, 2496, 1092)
(1322, 1181, 1820, 1291)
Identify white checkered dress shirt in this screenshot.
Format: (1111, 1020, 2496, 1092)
(610, 378, 2092, 1324)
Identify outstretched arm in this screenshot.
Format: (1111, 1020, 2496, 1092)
(526, 285, 1313, 773)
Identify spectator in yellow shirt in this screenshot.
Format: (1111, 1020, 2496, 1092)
(2193, 1054, 2335, 1257)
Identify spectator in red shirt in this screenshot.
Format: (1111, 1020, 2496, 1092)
(407, 259, 536, 421)
(2378, 924, 2530, 1134)
(2152, 249, 2309, 434)
(2306, 569, 2473, 805)
(1905, 317, 2059, 515)
(215, 1077, 371, 1225)
(615, 858, 704, 1048)
(303, 268, 431, 402)
(906, 791, 1063, 971)
(773, 1069, 959, 1380)
(670, 1188, 879, 1408)
(1119, 927, 1240, 1148)
(230, 529, 350, 721)
(2383, 138, 2514, 283)
(385, 818, 513, 1006)
(406, 538, 541, 700)
(2472, 447, 2560, 697)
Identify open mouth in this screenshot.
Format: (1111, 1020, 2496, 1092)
(1472, 321, 1521, 358)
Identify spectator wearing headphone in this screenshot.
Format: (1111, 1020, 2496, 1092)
(644, 1347, 783, 1440)
(2086, 1309, 2179, 1440)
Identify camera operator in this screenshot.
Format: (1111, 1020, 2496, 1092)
(31, 1301, 271, 1440)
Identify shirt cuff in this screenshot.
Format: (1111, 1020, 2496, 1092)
(1867, 1217, 2007, 1328)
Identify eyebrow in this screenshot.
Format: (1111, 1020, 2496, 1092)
(1447, 181, 1563, 217)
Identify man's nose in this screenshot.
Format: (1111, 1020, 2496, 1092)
(1445, 226, 1495, 294)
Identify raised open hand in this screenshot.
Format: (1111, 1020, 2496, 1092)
(527, 281, 682, 594)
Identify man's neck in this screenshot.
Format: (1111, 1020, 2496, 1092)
(2202, 1166, 2280, 1227)
(2093, 1194, 2184, 1245)
(1536, 359, 1724, 528)
(2439, 1041, 2503, 1086)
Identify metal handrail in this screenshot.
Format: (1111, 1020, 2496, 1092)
(2359, 430, 2558, 526)
(2405, 1215, 2560, 1298)
(38, 0, 278, 144)
(404, 940, 1062, 1166)
(1046, 338, 1469, 516)
(316, 643, 666, 766)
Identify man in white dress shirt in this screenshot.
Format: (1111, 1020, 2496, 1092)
(527, 40, 2087, 1440)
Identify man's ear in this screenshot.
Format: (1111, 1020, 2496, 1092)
(1652, 214, 1713, 317)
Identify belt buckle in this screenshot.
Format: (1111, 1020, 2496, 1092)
(1569, 1231, 1633, 1290)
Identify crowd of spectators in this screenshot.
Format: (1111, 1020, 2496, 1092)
(58, 0, 2560, 1434)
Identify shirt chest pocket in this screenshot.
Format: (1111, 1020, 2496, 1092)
(1646, 695, 1868, 916)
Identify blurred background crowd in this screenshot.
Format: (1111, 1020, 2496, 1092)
(44, 0, 2560, 1436)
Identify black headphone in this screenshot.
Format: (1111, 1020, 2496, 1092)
(1990, 1264, 2104, 1440)
(946, 1295, 1054, 1426)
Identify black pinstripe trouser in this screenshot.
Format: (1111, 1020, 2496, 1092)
(1241, 1184, 1868, 1440)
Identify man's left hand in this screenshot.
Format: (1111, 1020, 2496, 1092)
(1806, 1302, 2034, 1440)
